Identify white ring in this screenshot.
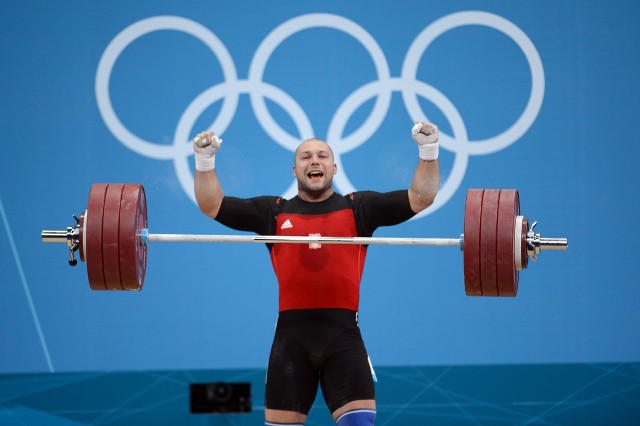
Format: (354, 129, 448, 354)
(329, 77, 469, 217)
(515, 215, 524, 271)
(95, 16, 239, 159)
(248, 13, 391, 152)
(82, 209, 88, 263)
(401, 10, 544, 155)
(173, 82, 315, 202)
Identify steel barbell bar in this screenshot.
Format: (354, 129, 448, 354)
(141, 232, 462, 246)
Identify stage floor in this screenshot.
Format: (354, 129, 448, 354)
(1, 363, 638, 425)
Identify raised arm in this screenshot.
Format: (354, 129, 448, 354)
(408, 122, 440, 213)
(193, 131, 224, 219)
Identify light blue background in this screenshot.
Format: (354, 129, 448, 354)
(2, 0, 639, 374)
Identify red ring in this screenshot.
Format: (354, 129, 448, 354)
(464, 189, 484, 296)
(102, 184, 125, 290)
(86, 184, 108, 290)
(119, 184, 148, 290)
(496, 190, 519, 297)
(480, 190, 500, 296)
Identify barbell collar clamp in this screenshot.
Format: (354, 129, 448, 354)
(526, 220, 568, 259)
(41, 227, 78, 245)
(41, 222, 80, 266)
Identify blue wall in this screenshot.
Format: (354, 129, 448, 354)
(1, 0, 639, 374)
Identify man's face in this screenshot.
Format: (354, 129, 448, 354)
(293, 139, 337, 200)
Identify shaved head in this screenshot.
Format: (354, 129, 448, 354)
(294, 138, 334, 162)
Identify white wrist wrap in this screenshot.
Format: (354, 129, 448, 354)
(195, 153, 215, 172)
(418, 142, 439, 161)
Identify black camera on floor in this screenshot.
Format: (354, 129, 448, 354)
(189, 382, 252, 414)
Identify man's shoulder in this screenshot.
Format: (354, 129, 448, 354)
(220, 195, 282, 212)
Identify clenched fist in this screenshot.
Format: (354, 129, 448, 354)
(193, 131, 223, 172)
(412, 122, 439, 161)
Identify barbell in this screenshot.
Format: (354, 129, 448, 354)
(41, 183, 568, 296)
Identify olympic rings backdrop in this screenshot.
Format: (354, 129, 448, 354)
(2, 0, 639, 374)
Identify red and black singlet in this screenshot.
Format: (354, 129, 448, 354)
(271, 198, 364, 311)
(215, 190, 415, 312)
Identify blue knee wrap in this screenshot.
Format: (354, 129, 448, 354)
(336, 409, 376, 426)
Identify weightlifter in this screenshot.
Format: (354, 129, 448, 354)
(192, 122, 440, 426)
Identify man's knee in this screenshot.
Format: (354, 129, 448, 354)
(265, 408, 307, 426)
(335, 409, 376, 425)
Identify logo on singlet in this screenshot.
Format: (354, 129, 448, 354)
(309, 233, 321, 250)
(280, 219, 293, 230)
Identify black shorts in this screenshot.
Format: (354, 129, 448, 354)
(265, 309, 375, 415)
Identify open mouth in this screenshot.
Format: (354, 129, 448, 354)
(307, 170, 324, 179)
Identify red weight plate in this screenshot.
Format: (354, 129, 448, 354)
(86, 184, 108, 290)
(119, 184, 148, 291)
(463, 189, 484, 296)
(496, 190, 519, 297)
(102, 184, 125, 290)
(480, 189, 500, 296)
